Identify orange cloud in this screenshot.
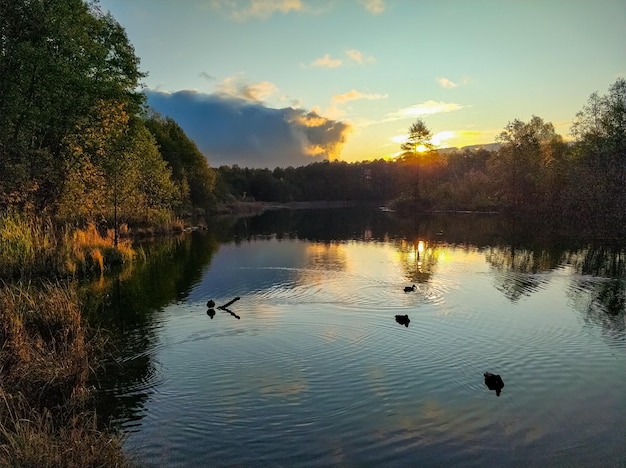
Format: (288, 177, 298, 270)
(332, 89, 387, 103)
(216, 75, 277, 102)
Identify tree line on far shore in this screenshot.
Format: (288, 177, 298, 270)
(1, 0, 624, 229)
(216, 78, 626, 224)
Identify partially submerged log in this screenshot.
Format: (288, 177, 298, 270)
(218, 297, 240, 310)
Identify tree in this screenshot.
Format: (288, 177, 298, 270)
(569, 78, 626, 218)
(489, 116, 564, 211)
(397, 118, 435, 202)
(144, 114, 217, 213)
(0, 0, 144, 212)
(401, 119, 434, 156)
(60, 101, 180, 241)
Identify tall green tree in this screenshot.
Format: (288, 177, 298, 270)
(489, 116, 564, 211)
(144, 114, 217, 213)
(0, 0, 144, 212)
(570, 78, 626, 218)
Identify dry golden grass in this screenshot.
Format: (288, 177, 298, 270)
(171, 217, 185, 234)
(0, 391, 134, 468)
(0, 282, 88, 406)
(0, 282, 133, 467)
(0, 213, 136, 277)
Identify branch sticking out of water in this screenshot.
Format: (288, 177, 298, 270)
(217, 297, 240, 310)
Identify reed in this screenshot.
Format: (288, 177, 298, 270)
(0, 390, 134, 468)
(0, 213, 58, 277)
(0, 282, 88, 408)
(68, 223, 134, 274)
(0, 281, 133, 467)
(0, 212, 136, 277)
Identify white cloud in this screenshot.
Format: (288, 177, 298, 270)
(393, 100, 464, 118)
(431, 130, 455, 146)
(437, 77, 458, 88)
(311, 54, 342, 68)
(346, 49, 375, 64)
(216, 75, 277, 102)
(210, 0, 303, 21)
(332, 89, 387, 103)
(307, 50, 375, 69)
(360, 0, 385, 14)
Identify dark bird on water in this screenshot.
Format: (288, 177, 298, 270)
(484, 372, 504, 396)
(395, 314, 410, 327)
(206, 299, 215, 308)
(404, 284, 416, 292)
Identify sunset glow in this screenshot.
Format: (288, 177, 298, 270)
(99, 0, 625, 167)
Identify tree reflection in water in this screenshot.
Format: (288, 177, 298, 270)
(83, 206, 626, 438)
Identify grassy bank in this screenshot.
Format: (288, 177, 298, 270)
(0, 212, 137, 278)
(0, 281, 133, 467)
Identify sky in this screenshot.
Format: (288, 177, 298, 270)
(97, 0, 626, 168)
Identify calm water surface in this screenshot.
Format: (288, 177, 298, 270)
(93, 208, 626, 467)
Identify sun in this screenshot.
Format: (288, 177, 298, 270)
(416, 144, 428, 153)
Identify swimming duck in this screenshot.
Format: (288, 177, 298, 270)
(484, 372, 504, 396)
(404, 284, 416, 292)
(395, 314, 410, 327)
(206, 299, 216, 308)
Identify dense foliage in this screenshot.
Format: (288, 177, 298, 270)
(144, 113, 217, 214)
(0, 0, 215, 226)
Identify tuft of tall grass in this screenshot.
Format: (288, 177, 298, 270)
(0, 390, 134, 468)
(69, 223, 134, 274)
(0, 282, 88, 407)
(0, 213, 58, 277)
(0, 212, 136, 277)
(0, 281, 133, 467)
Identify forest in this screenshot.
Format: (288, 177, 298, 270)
(1, 1, 626, 230)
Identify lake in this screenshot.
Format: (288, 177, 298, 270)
(92, 206, 626, 467)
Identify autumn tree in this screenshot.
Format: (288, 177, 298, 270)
(59, 101, 180, 243)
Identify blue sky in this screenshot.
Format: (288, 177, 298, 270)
(98, 0, 626, 168)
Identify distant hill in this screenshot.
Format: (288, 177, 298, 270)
(437, 143, 501, 154)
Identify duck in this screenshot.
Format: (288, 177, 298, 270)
(206, 299, 216, 308)
(395, 314, 410, 327)
(404, 284, 416, 292)
(484, 372, 504, 396)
